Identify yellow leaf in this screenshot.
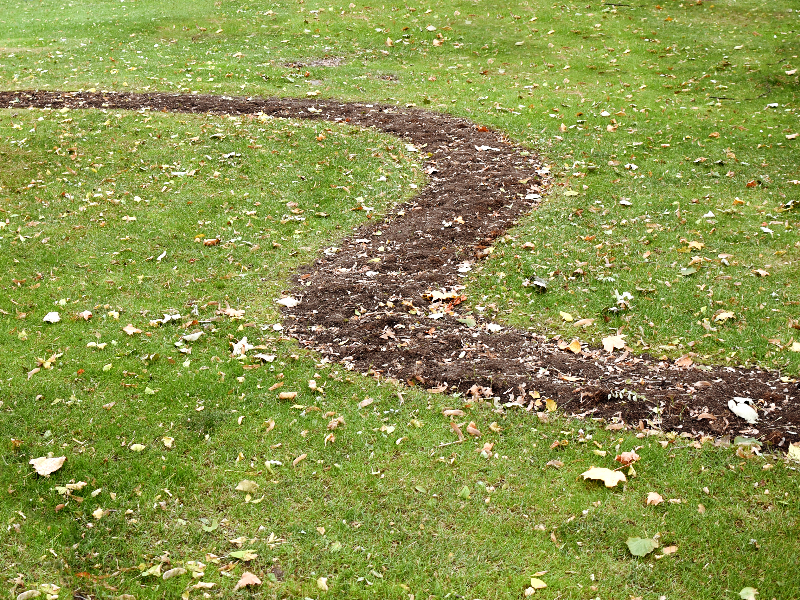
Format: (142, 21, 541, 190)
(530, 578, 547, 590)
(566, 339, 582, 354)
(559, 311, 573, 322)
(545, 398, 557, 412)
(581, 466, 627, 488)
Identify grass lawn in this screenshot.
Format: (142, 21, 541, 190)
(1, 0, 799, 598)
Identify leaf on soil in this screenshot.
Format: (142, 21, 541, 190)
(602, 334, 626, 353)
(675, 354, 693, 367)
(236, 480, 259, 493)
(43, 312, 61, 324)
(728, 398, 758, 424)
(122, 324, 142, 335)
(787, 442, 800, 463)
(582, 467, 626, 488)
(545, 398, 557, 412)
(29, 456, 66, 476)
(626, 536, 658, 557)
(739, 587, 758, 600)
(276, 296, 300, 308)
(646, 492, 664, 506)
(565, 339, 582, 354)
(233, 571, 261, 591)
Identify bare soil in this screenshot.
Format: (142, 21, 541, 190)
(2, 90, 797, 449)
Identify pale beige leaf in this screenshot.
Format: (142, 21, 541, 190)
(530, 577, 547, 590)
(162, 567, 187, 580)
(573, 318, 595, 327)
(646, 492, 664, 506)
(29, 456, 66, 477)
(466, 422, 481, 437)
(122, 324, 142, 335)
(602, 334, 626, 353)
(615, 451, 640, 466)
(233, 571, 261, 591)
(317, 576, 329, 591)
(581, 466, 627, 488)
(278, 391, 298, 400)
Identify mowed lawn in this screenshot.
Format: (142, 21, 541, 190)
(1, 0, 799, 599)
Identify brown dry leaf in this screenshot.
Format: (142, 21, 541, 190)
(427, 384, 448, 394)
(218, 306, 245, 318)
(546, 459, 564, 469)
(278, 391, 298, 400)
(264, 419, 275, 433)
(573, 318, 595, 327)
(292, 453, 307, 467)
(615, 451, 640, 466)
(646, 492, 664, 506)
(602, 334, 626, 353)
(477, 442, 494, 457)
(466, 422, 481, 437)
(122, 324, 142, 335)
(675, 354, 693, 367)
(696, 412, 716, 421)
(29, 455, 66, 477)
(581, 466, 627, 488)
(233, 571, 261, 591)
(450, 422, 465, 441)
(442, 409, 465, 418)
(358, 397, 374, 409)
(752, 269, 769, 277)
(327, 416, 345, 430)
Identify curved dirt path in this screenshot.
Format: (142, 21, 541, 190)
(2, 90, 798, 448)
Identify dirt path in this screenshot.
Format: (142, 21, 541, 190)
(3, 90, 797, 448)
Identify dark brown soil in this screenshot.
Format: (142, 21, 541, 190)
(3, 90, 798, 449)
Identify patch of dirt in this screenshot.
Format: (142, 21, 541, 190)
(284, 56, 346, 68)
(2, 89, 797, 449)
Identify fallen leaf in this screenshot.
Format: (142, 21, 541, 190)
(559, 311, 573, 322)
(728, 398, 758, 424)
(292, 453, 307, 467)
(675, 354, 693, 367)
(602, 334, 626, 353)
(714, 311, 735, 323)
(278, 391, 298, 400)
(739, 587, 758, 600)
(92, 507, 105, 520)
(581, 466, 626, 488)
(615, 451, 640, 466)
(662, 545, 678, 555)
(358, 397, 374, 409)
(646, 492, 664, 506)
(236, 480, 259, 493)
(545, 398, 557, 412)
(122, 324, 142, 335)
(466, 422, 481, 437)
(443, 409, 465, 418)
(43, 311, 61, 324)
(29, 456, 66, 476)
(77, 310, 92, 320)
(317, 576, 329, 591)
(752, 269, 769, 277)
(276, 296, 300, 308)
(182, 331, 204, 342)
(129, 443, 146, 452)
(626, 536, 658, 557)
(565, 339, 582, 354)
(573, 318, 595, 327)
(229, 550, 257, 561)
(786, 442, 800, 463)
(233, 572, 261, 591)
(231, 336, 254, 356)
(530, 577, 547, 590)
(546, 459, 564, 469)
(162, 567, 187, 580)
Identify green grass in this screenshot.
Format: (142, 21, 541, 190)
(2, 0, 800, 598)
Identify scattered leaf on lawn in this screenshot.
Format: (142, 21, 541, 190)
(466, 422, 481, 437)
(129, 443, 146, 452)
(626, 536, 658, 557)
(317, 576, 329, 591)
(559, 311, 573, 322)
(122, 324, 142, 335)
(581, 466, 627, 488)
(787, 442, 800, 463)
(292, 453, 307, 467)
(739, 587, 758, 600)
(233, 572, 261, 591)
(229, 550, 257, 562)
(29, 456, 66, 477)
(236, 480, 259, 493)
(358, 397, 374, 409)
(573, 318, 595, 327)
(662, 545, 678, 555)
(162, 436, 174, 448)
(43, 312, 61, 324)
(77, 310, 92, 320)
(278, 391, 298, 400)
(162, 567, 187, 580)
(615, 451, 640, 466)
(646, 492, 664, 506)
(530, 578, 547, 590)
(443, 409, 465, 418)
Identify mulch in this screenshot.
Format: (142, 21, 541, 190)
(2, 89, 798, 449)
